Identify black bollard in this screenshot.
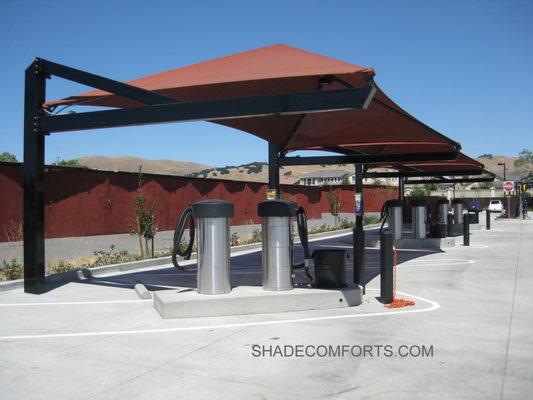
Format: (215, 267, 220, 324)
(353, 222, 366, 294)
(486, 209, 491, 230)
(447, 213, 454, 237)
(380, 231, 394, 304)
(463, 212, 470, 246)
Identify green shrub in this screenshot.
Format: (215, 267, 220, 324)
(247, 229, 262, 244)
(231, 232, 240, 246)
(339, 218, 355, 229)
(308, 224, 335, 234)
(363, 214, 381, 225)
(0, 259, 23, 281)
(48, 260, 75, 274)
(88, 247, 139, 268)
(52, 158, 86, 168)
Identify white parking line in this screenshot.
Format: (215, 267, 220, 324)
(0, 290, 439, 341)
(0, 299, 152, 307)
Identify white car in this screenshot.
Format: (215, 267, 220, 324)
(488, 200, 503, 213)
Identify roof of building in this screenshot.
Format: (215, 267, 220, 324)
(299, 170, 350, 179)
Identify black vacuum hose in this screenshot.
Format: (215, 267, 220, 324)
(172, 206, 195, 270)
(293, 207, 313, 281)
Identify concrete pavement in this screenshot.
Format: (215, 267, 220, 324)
(0, 215, 531, 399)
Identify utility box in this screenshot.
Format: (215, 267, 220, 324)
(312, 249, 347, 289)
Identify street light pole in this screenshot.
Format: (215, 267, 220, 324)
(497, 162, 506, 181)
(498, 162, 509, 218)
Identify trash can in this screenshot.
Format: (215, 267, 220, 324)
(312, 249, 347, 289)
(192, 200, 234, 295)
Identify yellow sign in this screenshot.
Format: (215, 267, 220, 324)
(266, 189, 278, 200)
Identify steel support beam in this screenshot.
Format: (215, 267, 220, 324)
(23, 61, 47, 294)
(268, 144, 280, 199)
(279, 151, 458, 167)
(41, 58, 177, 106)
(353, 164, 365, 294)
(398, 177, 405, 201)
(40, 86, 375, 133)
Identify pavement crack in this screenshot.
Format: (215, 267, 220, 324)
(499, 221, 523, 400)
(82, 326, 249, 399)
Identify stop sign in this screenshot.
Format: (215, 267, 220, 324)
(503, 181, 514, 192)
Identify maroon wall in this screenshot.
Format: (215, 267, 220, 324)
(0, 163, 397, 242)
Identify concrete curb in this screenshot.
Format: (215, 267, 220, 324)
(0, 225, 380, 293)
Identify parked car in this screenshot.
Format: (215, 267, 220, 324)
(466, 200, 482, 212)
(488, 200, 503, 213)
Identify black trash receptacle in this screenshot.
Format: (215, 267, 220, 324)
(469, 211, 479, 224)
(312, 249, 347, 289)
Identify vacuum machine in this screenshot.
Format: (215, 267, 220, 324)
(172, 198, 348, 294)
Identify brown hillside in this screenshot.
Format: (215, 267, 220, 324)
(74, 154, 526, 183)
(475, 155, 522, 180)
(77, 156, 212, 176)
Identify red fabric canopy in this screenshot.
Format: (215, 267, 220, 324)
(47, 44, 460, 156)
(367, 153, 485, 174)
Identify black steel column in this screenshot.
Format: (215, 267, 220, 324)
(268, 143, 280, 199)
(398, 177, 405, 201)
(463, 213, 470, 246)
(353, 164, 365, 293)
(486, 209, 491, 230)
(446, 213, 454, 237)
(23, 60, 47, 294)
(380, 231, 394, 304)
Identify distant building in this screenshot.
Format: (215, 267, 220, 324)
(345, 174, 399, 186)
(299, 170, 349, 186)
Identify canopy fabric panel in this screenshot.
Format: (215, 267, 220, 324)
(366, 153, 485, 174)
(47, 44, 460, 155)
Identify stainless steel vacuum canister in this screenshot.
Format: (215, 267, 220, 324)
(452, 198, 464, 225)
(411, 198, 428, 239)
(436, 198, 449, 238)
(191, 200, 234, 295)
(386, 199, 403, 240)
(257, 200, 297, 291)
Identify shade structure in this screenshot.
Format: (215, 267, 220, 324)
(367, 153, 484, 174)
(47, 44, 460, 157)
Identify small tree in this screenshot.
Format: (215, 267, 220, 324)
(515, 148, 533, 175)
(408, 186, 428, 197)
(130, 166, 157, 258)
(424, 183, 437, 193)
(0, 152, 18, 163)
(326, 186, 342, 228)
(341, 175, 350, 185)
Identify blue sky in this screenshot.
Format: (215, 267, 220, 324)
(1, 0, 532, 166)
